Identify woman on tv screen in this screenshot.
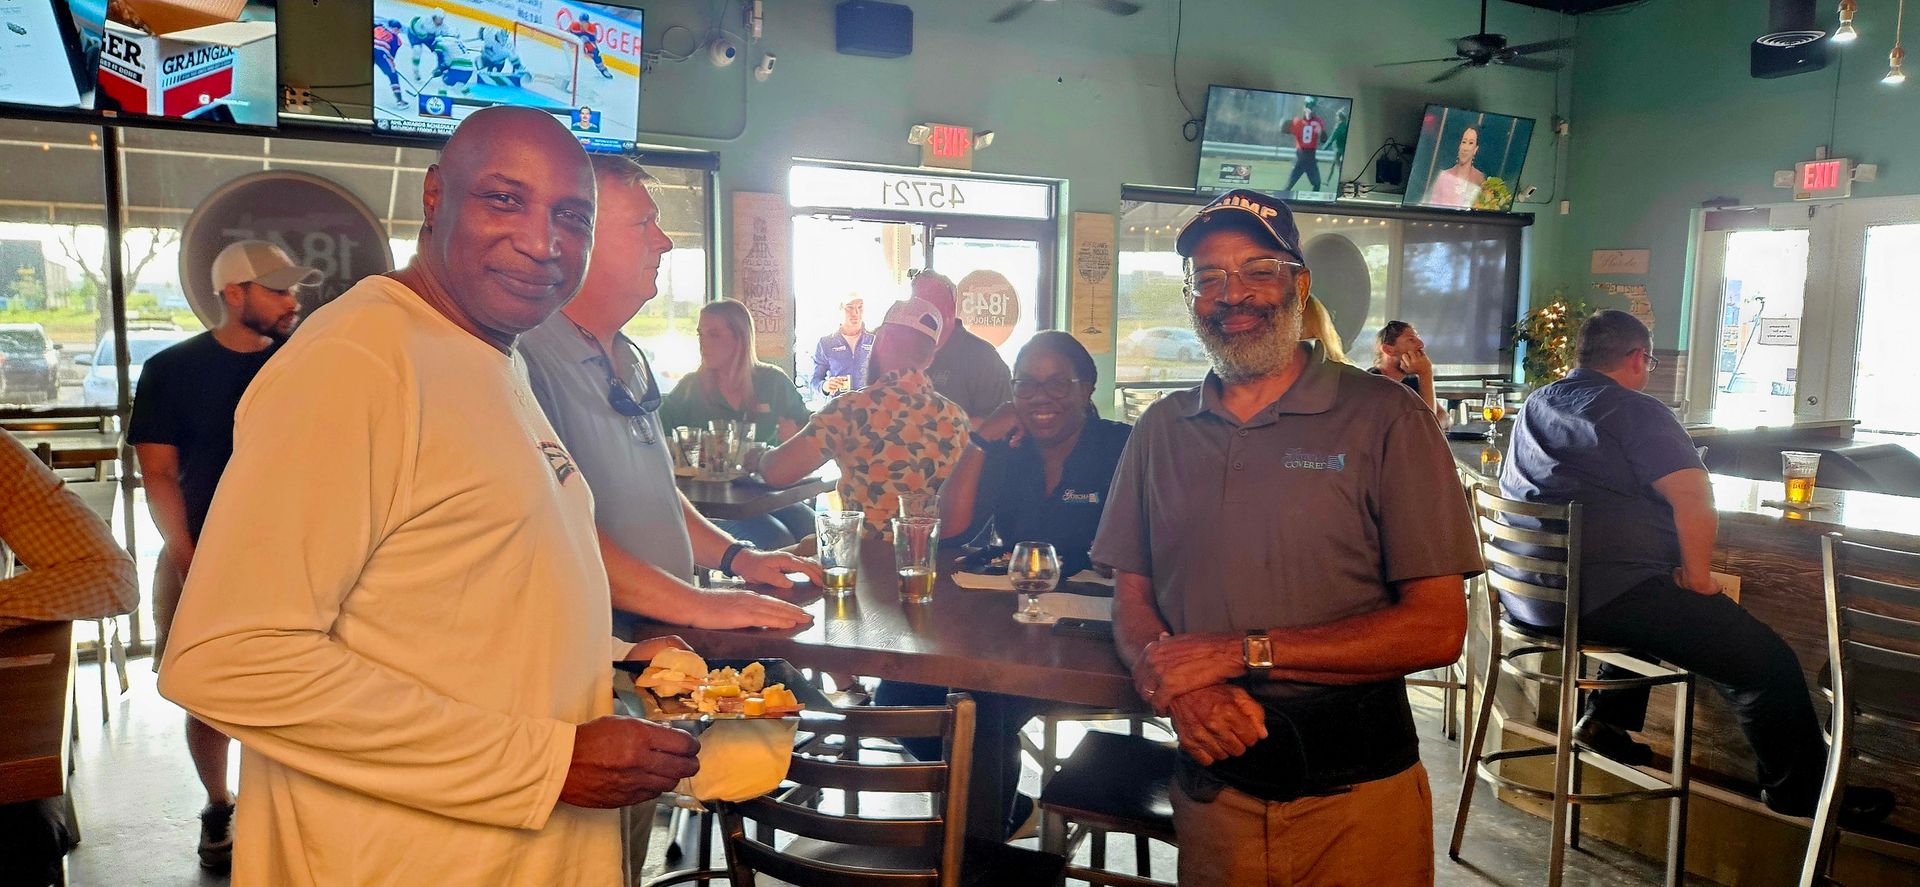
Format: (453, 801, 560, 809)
(1422, 125, 1486, 209)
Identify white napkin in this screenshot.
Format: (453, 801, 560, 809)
(672, 717, 799, 803)
(950, 569, 1114, 591)
(1037, 592, 1113, 621)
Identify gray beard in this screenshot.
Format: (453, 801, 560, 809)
(1191, 301, 1303, 383)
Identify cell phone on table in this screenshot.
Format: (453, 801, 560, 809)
(1051, 618, 1113, 639)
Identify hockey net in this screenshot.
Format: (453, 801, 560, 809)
(511, 22, 581, 104)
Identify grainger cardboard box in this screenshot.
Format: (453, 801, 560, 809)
(93, 0, 275, 125)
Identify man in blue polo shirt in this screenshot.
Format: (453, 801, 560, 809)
(808, 297, 873, 398)
(1502, 309, 1893, 825)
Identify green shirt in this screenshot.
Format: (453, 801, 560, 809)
(660, 364, 811, 443)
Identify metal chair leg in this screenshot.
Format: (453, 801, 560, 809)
(1448, 609, 1503, 860)
(1665, 676, 1696, 887)
(1546, 651, 1579, 887)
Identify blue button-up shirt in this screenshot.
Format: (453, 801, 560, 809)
(809, 329, 873, 397)
(1499, 368, 1704, 624)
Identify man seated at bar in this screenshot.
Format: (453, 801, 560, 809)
(1370, 319, 1444, 418)
(753, 296, 970, 536)
(519, 155, 816, 627)
(158, 108, 700, 884)
(808, 296, 873, 398)
(915, 271, 1015, 422)
(0, 431, 139, 885)
(939, 331, 1129, 576)
(1501, 309, 1895, 824)
(1092, 189, 1482, 886)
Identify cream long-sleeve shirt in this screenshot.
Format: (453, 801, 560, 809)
(159, 276, 621, 885)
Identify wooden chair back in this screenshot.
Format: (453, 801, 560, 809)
(719, 693, 975, 887)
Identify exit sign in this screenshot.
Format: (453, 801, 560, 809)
(919, 123, 975, 171)
(1794, 157, 1853, 200)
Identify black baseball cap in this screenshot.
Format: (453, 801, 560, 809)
(1175, 189, 1305, 263)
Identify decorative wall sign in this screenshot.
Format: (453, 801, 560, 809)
(1069, 212, 1115, 355)
(731, 191, 792, 359)
(1590, 249, 1651, 275)
(955, 269, 1020, 347)
(180, 171, 393, 327)
(1593, 282, 1654, 332)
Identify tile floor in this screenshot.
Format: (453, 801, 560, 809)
(55, 664, 1692, 886)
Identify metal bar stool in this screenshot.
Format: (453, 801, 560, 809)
(1799, 534, 1920, 885)
(1448, 486, 1698, 887)
(1037, 727, 1176, 887)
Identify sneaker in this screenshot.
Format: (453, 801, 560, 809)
(198, 802, 235, 872)
(1572, 715, 1653, 766)
(1765, 786, 1897, 829)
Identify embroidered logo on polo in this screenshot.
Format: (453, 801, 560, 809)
(540, 441, 578, 485)
(1282, 448, 1346, 472)
(1061, 489, 1101, 505)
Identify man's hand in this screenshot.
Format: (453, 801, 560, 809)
(625, 635, 693, 661)
(687, 589, 813, 630)
(823, 375, 848, 395)
(559, 716, 701, 808)
(1673, 566, 1720, 596)
(1135, 631, 1246, 713)
(1166, 685, 1268, 766)
(1399, 348, 1434, 378)
(735, 549, 824, 588)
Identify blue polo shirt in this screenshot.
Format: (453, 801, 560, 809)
(973, 417, 1131, 577)
(809, 330, 874, 396)
(1498, 368, 1704, 625)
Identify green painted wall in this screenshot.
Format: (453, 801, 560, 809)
(1559, 0, 1917, 348)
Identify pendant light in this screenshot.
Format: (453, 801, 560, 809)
(1835, 0, 1859, 42)
(1887, 0, 1908, 83)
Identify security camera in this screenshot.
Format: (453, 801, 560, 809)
(709, 37, 739, 67)
(754, 53, 776, 81)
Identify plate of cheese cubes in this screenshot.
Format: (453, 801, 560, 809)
(616, 649, 825, 721)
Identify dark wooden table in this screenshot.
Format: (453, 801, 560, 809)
(10, 430, 121, 470)
(618, 540, 1138, 837)
(0, 621, 76, 805)
(676, 474, 836, 522)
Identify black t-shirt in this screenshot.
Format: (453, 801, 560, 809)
(975, 417, 1131, 577)
(126, 332, 279, 540)
(1366, 366, 1422, 395)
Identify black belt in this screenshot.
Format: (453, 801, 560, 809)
(1180, 679, 1420, 804)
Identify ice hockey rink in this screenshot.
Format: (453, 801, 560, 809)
(373, 0, 641, 144)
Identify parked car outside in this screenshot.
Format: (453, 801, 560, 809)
(0, 322, 61, 403)
(1119, 326, 1205, 363)
(80, 328, 196, 406)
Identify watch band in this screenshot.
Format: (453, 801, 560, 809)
(719, 541, 753, 577)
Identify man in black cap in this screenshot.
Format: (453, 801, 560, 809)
(1091, 189, 1482, 885)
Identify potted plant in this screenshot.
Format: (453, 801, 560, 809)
(1514, 291, 1594, 390)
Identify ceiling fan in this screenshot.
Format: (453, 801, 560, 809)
(990, 0, 1143, 25)
(1377, 0, 1572, 83)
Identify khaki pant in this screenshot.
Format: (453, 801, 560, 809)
(1171, 762, 1434, 887)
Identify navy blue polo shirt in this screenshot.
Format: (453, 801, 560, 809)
(975, 417, 1131, 577)
(1499, 368, 1704, 625)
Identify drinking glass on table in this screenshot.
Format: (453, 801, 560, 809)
(898, 490, 940, 521)
(892, 517, 940, 603)
(816, 510, 863, 597)
(1481, 386, 1508, 441)
(1782, 451, 1822, 507)
(1009, 541, 1060, 625)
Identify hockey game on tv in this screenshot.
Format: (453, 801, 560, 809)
(372, 0, 642, 151)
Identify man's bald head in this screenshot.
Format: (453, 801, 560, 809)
(412, 107, 597, 347)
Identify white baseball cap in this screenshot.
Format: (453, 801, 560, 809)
(881, 296, 945, 344)
(211, 240, 323, 293)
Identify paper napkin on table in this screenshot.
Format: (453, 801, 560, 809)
(951, 569, 1113, 591)
(1037, 593, 1113, 622)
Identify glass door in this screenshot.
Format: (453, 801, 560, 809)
(929, 233, 1045, 366)
(1688, 225, 1810, 425)
(1854, 223, 1920, 433)
(791, 216, 925, 403)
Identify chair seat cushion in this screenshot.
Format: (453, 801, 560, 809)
(1038, 731, 1176, 839)
(783, 835, 1065, 887)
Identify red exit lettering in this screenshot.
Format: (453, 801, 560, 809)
(929, 125, 971, 159)
(1801, 160, 1840, 191)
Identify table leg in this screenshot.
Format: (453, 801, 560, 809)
(965, 695, 1012, 840)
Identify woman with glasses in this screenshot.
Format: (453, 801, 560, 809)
(661, 299, 811, 445)
(660, 299, 815, 547)
(938, 331, 1130, 578)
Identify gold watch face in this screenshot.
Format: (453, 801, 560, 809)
(1244, 634, 1274, 669)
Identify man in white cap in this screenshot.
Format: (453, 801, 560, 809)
(754, 294, 970, 535)
(127, 239, 317, 871)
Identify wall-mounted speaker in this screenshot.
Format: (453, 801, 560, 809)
(836, 1, 913, 59)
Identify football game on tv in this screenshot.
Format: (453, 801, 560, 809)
(373, 0, 642, 151)
(1197, 85, 1354, 201)
(1403, 103, 1536, 213)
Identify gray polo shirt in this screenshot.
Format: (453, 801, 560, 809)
(518, 314, 695, 582)
(1091, 341, 1482, 693)
(927, 321, 1014, 420)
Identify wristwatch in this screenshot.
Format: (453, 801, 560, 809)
(1242, 630, 1274, 674)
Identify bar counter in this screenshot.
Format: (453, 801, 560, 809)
(1451, 436, 1920, 838)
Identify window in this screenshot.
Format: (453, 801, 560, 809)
(1115, 192, 1526, 385)
(0, 118, 110, 410)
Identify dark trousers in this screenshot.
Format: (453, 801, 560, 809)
(1579, 576, 1829, 807)
(0, 797, 72, 887)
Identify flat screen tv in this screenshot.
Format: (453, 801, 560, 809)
(373, 0, 643, 152)
(1402, 103, 1536, 212)
(1197, 85, 1354, 202)
(0, 0, 97, 111)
